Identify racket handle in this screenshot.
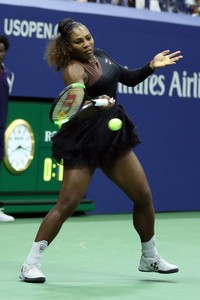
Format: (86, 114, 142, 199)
(92, 98, 109, 106)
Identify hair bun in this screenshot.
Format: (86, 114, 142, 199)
(58, 18, 75, 37)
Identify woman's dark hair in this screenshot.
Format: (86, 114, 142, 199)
(0, 35, 10, 50)
(44, 18, 85, 71)
(58, 18, 81, 41)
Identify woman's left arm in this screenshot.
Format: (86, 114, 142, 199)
(118, 50, 183, 87)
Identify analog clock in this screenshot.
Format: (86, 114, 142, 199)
(4, 119, 35, 174)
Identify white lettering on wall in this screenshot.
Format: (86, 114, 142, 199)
(169, 71, 200, 98)
(4, 18, 58, 39)
(118, 70, 200, 100)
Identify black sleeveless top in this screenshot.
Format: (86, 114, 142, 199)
(51, 48, 154, 168)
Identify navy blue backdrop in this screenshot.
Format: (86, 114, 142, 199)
(0, 2, 200, 213)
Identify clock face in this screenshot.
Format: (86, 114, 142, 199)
(4, 119, 35, 174)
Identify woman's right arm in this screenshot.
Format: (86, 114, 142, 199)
(62, 63, 115, 109)
(62, 62, 87, 86)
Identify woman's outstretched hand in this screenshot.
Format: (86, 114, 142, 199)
(149, 50, 183, 70)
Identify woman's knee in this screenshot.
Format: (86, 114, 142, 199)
(56, 194, 81, 220)
(133, 187, 153, 208)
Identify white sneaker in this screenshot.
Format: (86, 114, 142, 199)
(138, 255, 179, 274)
(0, 208, 15, 222)
(19, 263, 46, 283)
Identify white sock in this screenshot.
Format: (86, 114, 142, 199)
(25, 240, 48, 265)
(141, 235, 158, 258)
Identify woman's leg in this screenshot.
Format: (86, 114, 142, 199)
(20, 166, 95, 283)
(102, 150, 178, 274)
(35, 166, 95, 244)
(102, 150, 154, 242)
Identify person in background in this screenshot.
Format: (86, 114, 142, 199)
(20, 18, 183, 283)
(0, 35, 15, 222)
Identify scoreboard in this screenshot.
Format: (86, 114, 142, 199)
(0, 101, 95, 214)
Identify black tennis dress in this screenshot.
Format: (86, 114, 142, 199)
(52, 48, 154, 168)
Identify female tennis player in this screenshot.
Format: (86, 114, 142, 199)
(20, 18, 183, 283)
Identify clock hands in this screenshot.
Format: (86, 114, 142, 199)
(18, 145, 31, 151)
(9, 145, 31, 155)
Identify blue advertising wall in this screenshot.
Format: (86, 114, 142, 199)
(0, 1, 200, 213)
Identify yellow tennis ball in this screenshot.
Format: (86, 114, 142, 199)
(108, 118, 122, 131)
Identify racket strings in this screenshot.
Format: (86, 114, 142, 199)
(53, 87, 85, 123)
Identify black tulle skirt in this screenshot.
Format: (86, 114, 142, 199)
(51, 104, 141, 168)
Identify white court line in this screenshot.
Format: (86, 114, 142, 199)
(79, 242, 88, 249)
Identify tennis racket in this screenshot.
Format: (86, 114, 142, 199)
(50, 82, 108, 125)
